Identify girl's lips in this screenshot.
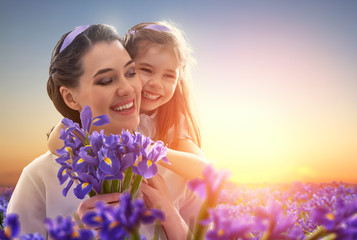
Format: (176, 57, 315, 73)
(142, 91, 161, 101)
(111, 99, 136, 115)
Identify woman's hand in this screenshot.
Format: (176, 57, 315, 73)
(76, 192, 121, 221)
(140, 175, 189, 240)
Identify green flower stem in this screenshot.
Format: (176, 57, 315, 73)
(88, 189, 96, 198)
(186, 216, 195, 240)
(303, 226, 329, 240)
(73, 212, 85, 229)
(112, 179, 120, 192)
(192, 201, 209, 240)
(122, 167, 134, 193)
(102, 180, 112, 194)
(129, 230, 141, 240)
(192, 184, 223, 240)
(130, 175, 143, 199)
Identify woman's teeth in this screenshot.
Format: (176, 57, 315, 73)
(143, 91, 160, 100)
(114, 101, 133, 111)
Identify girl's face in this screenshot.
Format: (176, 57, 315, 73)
(69, 41, 141, 135)
(135, 43, 180, 114)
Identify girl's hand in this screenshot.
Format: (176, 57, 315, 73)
(47, 121, 64, 155)
(140, 175, 189, 240)
(140, 175, 173, 211)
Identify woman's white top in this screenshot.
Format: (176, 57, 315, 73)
(7, 151, 201, 239)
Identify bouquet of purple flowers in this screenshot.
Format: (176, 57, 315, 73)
(55, 105, 169, 199)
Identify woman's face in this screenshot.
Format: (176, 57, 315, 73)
(70, 41, 141, 135)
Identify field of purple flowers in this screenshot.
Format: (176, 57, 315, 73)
(1, 181, 357, 239)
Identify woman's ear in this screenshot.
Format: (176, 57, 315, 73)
(59, 86, 81, 111)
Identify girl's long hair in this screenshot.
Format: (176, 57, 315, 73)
(123, 21, 201, 148)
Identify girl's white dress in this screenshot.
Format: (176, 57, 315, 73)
(7, 114, 201, 239)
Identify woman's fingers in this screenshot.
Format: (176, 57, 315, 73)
(77, 192, 121, 218)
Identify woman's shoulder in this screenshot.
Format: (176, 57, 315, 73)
(23, 151, 59, 175)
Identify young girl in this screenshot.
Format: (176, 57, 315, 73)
(48, 21, 207, 180)
(123, 20, 206, 160)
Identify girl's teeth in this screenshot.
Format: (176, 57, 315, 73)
(114, 101, 133, 111)
(143, 91, 160, 100)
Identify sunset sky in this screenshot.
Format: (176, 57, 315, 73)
(1, 1, 356, 186)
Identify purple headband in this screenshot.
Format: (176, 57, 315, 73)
(129, 24, 171, 35)
(59, 25, 90, 53)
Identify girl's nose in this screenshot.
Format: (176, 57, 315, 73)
(147, 75, 163, 89)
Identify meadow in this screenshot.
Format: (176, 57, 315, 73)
(1, 180, 357, 239)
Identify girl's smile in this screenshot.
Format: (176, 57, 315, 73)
(135, 43, 179, 114)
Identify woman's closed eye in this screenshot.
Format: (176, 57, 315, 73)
(96, 76, 113, 86)
(125, 67, 137, 78)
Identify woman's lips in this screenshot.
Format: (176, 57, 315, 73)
(111, 99, 135, 115)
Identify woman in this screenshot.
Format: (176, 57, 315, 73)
(7, 24, 200, 239)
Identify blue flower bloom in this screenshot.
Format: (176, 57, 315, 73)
(19, 233, 45, 240)
(188, 164, 230, 204)
(82, 193, 164, 239)
(44, 215, 95, 240)
(0, 213, 21, 240)
(254, 200, 304, 239)
(205, 210, 254, 240)
(56, 106, 168, 199)
(312, 197, 357, 238)
(133, 140, 169, 179)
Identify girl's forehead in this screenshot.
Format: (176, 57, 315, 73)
(135, 41, 180, 63)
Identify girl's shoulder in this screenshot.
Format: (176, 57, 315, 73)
(135, 112, 158, 139)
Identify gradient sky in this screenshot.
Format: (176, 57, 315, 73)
(1, 1, 357, 186)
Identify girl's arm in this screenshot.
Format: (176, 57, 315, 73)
(162, 146, 207, 180)
(47, 121, 64, 153)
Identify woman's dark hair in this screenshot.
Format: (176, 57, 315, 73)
(47, 24, 121, 123)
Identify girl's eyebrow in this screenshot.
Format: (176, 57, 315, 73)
(93, 60, 135, 78)
(137, 62, 176, 74)
(137, 62, 152, 67)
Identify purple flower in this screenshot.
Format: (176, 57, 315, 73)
(312, 197, 357, 238)
(205, 210, 254, 240)
(56, 106, 168, 199)
(133, 140, 169, 179)
(254, 200, 304, 240)
(0, 196, 9, 221)
(44, 215, 95, 240)
(82, 193, 164, 239)
(0, 213, 21, 240)
(188, 164, 230, 205)
(19, 233, 45, 240)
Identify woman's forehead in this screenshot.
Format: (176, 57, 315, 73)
(81, 41, 131, 74)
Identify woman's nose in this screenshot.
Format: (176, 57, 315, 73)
(116, 77, 133, 96)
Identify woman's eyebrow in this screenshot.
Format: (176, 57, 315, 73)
(125, 59, 135, 67)
(93, 68, 113, 78)
(93, 60, 134, 78)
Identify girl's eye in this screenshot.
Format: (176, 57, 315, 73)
(125, 67, 137, 78)
(139, 68, 152, 74)
(97, 77, 112, 86)
(164, 74, 176, 79)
